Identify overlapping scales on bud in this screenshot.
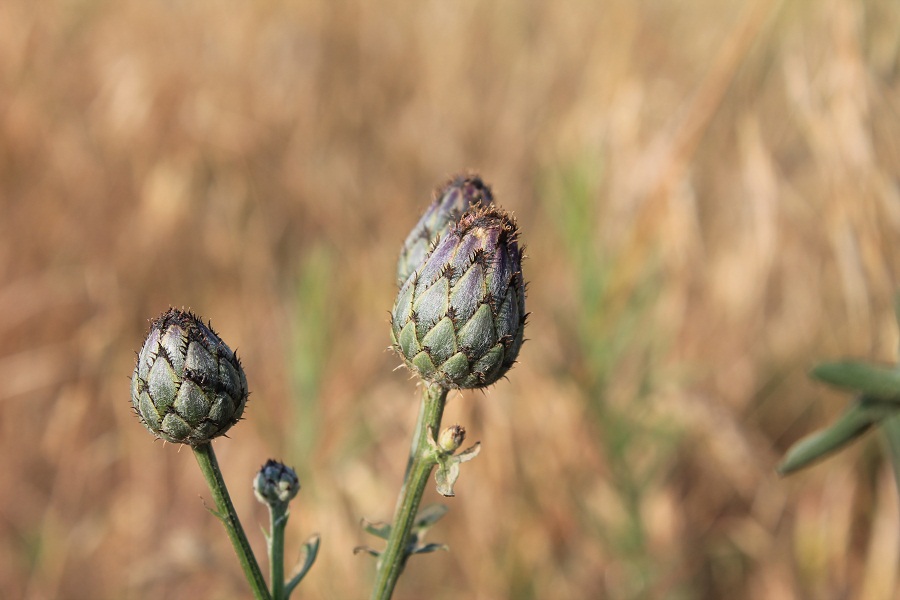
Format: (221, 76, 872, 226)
(396, 174, 493, 285)
(131, 308, 248, 445)
(254, 459, 301, 507)
(391, 205, 526, 389)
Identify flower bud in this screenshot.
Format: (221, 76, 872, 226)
(396, 174, 493, 285)
(253, 459, 300, 506)
(391, 205, 527, 389)
(438, 425, 466, 453)
(131, 308, 248, 445)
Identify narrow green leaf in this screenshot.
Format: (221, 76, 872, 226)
(456, 442, 481, 462)
(777, 399, 895, 475)
(353, 545, 380, 558)
(811, 361, 900, 401)
(411, 543, 449, 555)
(286, 534, 320, 597)
(361, 519, 392, 540)
(414, 504, 448, 529)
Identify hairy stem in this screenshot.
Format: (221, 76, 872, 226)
(193, 443, 271, 600)
(370, 383, 448, 600)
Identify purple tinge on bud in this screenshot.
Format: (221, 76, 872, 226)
(131, 308, 248, 445)
(396, 174, 493, 285)
(391, 205, 527, 389)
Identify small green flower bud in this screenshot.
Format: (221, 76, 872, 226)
(391, 205, 527, 389)
(396, 174, 493, 286)
(253, 459, 300, 506)
(131, 308, 248, 445)
(426, 426, 481, 497)
(438, 425, 466, 453)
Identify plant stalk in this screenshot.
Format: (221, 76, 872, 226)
(269, 503, 288, 600)
(193, 442, 271, 600)
(404, 398, 426, 479)
(370, 383, 448, 600)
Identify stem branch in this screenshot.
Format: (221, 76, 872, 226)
(370, 383, 448, 600)
(269, 503, 287, 600)
(193, 442, 271, 600)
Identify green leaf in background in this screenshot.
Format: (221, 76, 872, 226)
(777, 398, 896, 475)
(811, 361, 900, 401)
(290, 245, 334, 460)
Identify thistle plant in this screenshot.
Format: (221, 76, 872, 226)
(131, 308, 318, 600)
(778, 299, 900, 497)
(129, 173, 524, 600)
(361, 175, 528, 599)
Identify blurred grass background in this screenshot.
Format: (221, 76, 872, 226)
(2, 0, 900, 598)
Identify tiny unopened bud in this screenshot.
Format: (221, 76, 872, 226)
(438, 425, 466, 453)
(254, 459, 300, 506)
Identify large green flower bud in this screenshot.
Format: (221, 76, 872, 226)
(396, 174, 493, 285)
(131, 308, 249, 445)
(391, 205, 526, 389)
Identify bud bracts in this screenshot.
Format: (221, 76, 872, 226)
(131, 308, 248, 445)
(254, 459, 301, 506)
(391, 206, 526, 389)
(396, 174, 493, 285)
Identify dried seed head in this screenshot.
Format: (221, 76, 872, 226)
(131, 308, 248, 445)
(396, 174, 493, 286)
(391, 204, 527, 389)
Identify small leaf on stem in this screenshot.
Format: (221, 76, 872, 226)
(411, 543, 449, 555)
(362, 519, 393, 540)
(414, 504, 449, 529)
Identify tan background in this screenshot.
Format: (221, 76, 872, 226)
(2, 0, 900, 598)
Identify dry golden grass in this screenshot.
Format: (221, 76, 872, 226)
(3, 0, 900, 598)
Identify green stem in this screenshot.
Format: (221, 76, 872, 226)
(192, 443, 271, 600)
(269, 503, 288, 600)
(880, 413, 900, 499)
(404, 398, 426, 479)
(370, 383, 448, 600)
